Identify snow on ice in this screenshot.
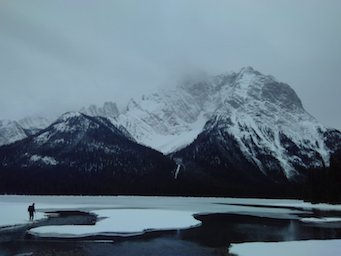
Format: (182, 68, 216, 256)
(29, 209, 201, 237)
(229, 239, 341, 256)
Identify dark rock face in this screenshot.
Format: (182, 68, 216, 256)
(323, 129, 341, 152)
(261, 82, 303, 111)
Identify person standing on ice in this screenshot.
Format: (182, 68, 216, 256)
(28, 203, 35, 221)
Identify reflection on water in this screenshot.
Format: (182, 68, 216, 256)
(0, 239, 226, 256)
(182, 212, 341, 247)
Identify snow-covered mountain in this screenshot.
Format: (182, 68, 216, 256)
(2, 66, 341, 187)
(78, 67, 341, 180)
(80, 75, 228, 153)
(0, 116, 52, 146)
(80, 102, 120, 119)
(0, 112, 175, 194)
(0, 120, 28, 146)
(173, 67, 341, 180)
(0, 112, 159, 169)
(18, 116, 52, 132)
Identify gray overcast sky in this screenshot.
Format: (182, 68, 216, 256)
(0, 0, 340, 130)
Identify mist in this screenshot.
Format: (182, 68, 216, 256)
(0, 0, 340, 130)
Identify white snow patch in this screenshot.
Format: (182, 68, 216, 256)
(53, 122, 76, 133)
(229, 239, 341, 256)
(30, 155, 58, 165)
(300, 217, 341, 223)
(59, 112, 83, 120)
(174, 164, 181, 179)
(53, 138, 65, 144)
(120, 110, 208, 154)
(234, 71, 255, 98)
(29, 209, 201, 237)
(34, 132, 51, 144)
(273, 202, 341, 212)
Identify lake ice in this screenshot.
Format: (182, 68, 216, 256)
(1, 195, 341, 256)
(230, 239, 341, 256)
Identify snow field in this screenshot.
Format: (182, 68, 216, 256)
(29, 209, 201, 237)
(0, 202, 45, 227)
(229, 239, 341, 256)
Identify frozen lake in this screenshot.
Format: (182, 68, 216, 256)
(1, 195, 341, 255)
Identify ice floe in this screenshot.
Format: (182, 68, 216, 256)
(28, 209, 201, 237)
(300, 217, 341, 223)
(229, 239, 341, 256)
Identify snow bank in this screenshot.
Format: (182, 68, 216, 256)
(29, 209, 201, 237)
(274, 202, 341, 211)
(229, 239, 341, 256)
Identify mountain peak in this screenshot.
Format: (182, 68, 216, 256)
(234, 66, 276, 87)
(80, 102, 120, 119)
(57, 112, 84, 121)
(222, 67, 304, 112)
(0, 120, 27, 146)
(18, 116, 52, 131)
(239, 66, 259, 74)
